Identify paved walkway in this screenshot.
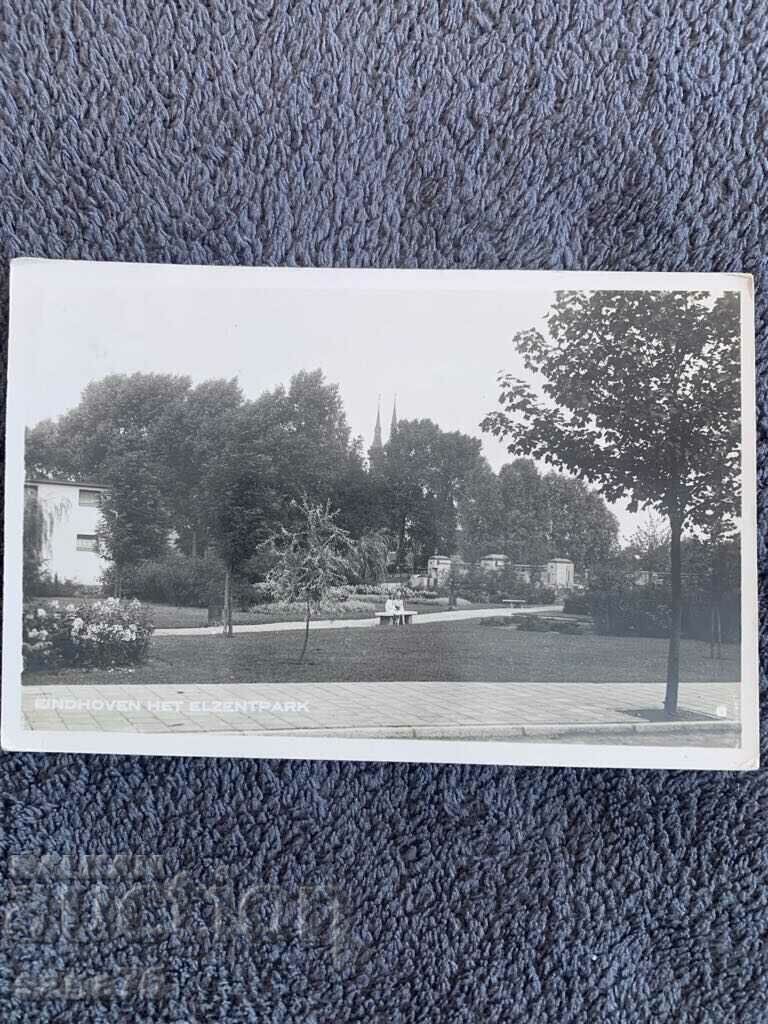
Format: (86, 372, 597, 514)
(22, 680, 740, 743)
(154, 604, 563, 637)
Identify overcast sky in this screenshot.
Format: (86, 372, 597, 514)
(18, 262, 652, 540)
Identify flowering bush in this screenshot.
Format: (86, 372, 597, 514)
(255, 597, 379, 618)
(351, 583, 418, 599)
(22, 598, 153, 672)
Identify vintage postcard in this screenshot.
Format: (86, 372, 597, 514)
(2, 259, 758, 769)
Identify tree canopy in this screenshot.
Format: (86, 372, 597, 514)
(482, 288, 741, 714)
(456, 458, 618, 572)
(482, 290, 741, 534)
(27, 366, 625, 582)
(379, 418, 487, 568)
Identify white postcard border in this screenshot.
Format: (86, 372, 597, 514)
(2, 260, 759, 771)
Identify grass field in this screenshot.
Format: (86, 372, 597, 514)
(23, 620, 739, 687)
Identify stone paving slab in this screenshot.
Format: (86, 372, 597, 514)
(153, 605, 563, 637)
(21, 680, 740, 744)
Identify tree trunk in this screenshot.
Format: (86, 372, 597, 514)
(223, 570, 233, 638)
(397, 514, 407, 569)
(190, 528, 198, 559)
(299, 597, 311, 663)
(712, 602, 720, 659)
(664, 515, 683, 717)
(713, 604, 722, 660)
(709, 544, 723, 661)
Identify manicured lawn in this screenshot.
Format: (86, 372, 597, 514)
(23, 620, 739, 687)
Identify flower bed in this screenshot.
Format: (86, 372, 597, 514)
(23, 598, 153, 672)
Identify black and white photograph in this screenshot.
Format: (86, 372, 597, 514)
(2, 259, 758, 769)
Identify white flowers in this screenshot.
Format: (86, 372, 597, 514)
(74, 621, 140, 643)
(24, 598, 153, 671)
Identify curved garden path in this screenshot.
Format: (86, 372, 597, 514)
(154, 604, 564, 637)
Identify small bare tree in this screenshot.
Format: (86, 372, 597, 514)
(266, 499, 355, 663)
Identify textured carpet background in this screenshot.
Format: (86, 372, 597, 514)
(1, 2, 767, 1021)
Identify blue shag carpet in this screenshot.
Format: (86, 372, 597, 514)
(1, 2, 767, 1020)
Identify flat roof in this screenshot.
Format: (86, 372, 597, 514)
(25, 478, 111, 490)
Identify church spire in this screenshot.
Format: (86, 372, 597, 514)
(372, 396, 383, 450)
(369, 396, 384, 470)
(390, 395, 398, 439)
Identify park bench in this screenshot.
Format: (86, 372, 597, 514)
(377, 611, 418, 625)
(501, 599, 527, 609)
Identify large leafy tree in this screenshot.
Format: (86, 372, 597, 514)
(41, 374, 192, 591)
(260, 369, 362, 507)
(159, 378, 244, 556)
(26, 369, 369, 603)
(201, 404, 284, 634)
(25, 419, 65, 478)
(34, 373, 192, 482)
(455, 464, 506, 563)
(542, 472, 619, 574)
(98, 451, 173, 594)
(383, 419, 487, 568)
(482, 289, 741, 716)
(25, 373, 244, 561)
(497, 459, 550, 565)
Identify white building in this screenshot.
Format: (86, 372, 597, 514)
(25, 479, 110, 587)
(426, 554, 453, 587)
(418, 552, 576, 592)
(544, 558, 575, 590)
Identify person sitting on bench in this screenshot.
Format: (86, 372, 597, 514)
(393, 591, 405, 626)
(384, 595, 398, 625)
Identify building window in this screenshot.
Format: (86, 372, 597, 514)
(76, 534, 99, 553)
(79, 489, 103, 508)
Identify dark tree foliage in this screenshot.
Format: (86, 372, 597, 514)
(98, 452, 173, 592)
(457, 457, 618, 573)
(497, 459, 549, 565)
(382, 419, 487, 568)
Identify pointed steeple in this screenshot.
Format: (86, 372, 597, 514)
(372, 396, 383, 450)
(369, 396, 384, 471)
(390, 395, 398, 440)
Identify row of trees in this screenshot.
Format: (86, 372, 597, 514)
(27, 371, 361, 567)
(457, 458, 618, 568)
(26, 370, 621, 592)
